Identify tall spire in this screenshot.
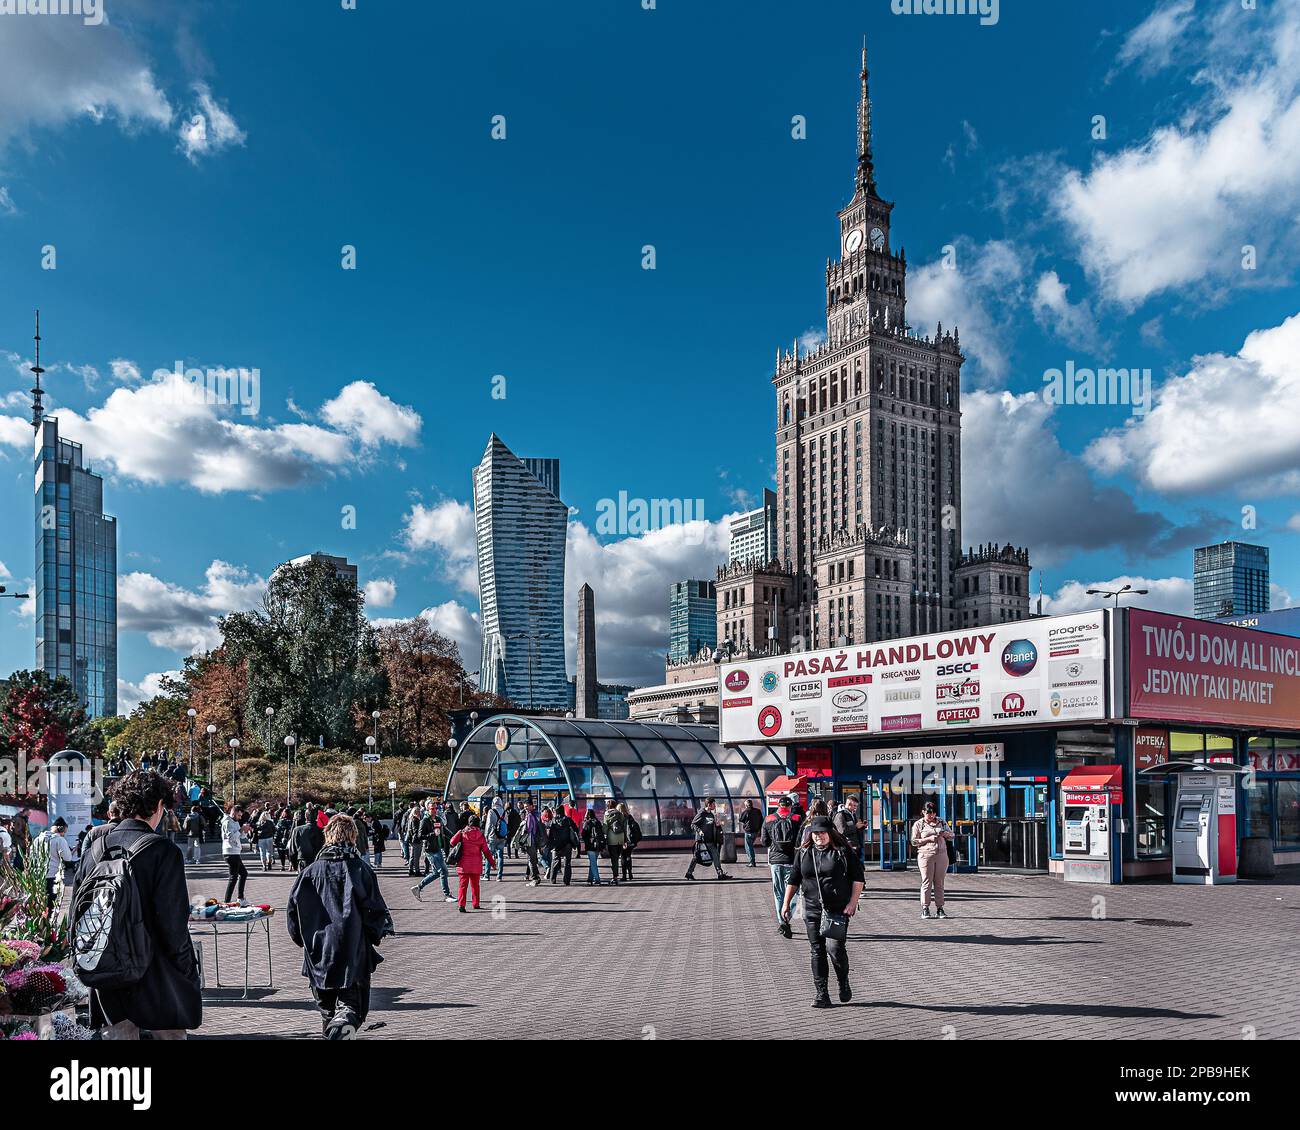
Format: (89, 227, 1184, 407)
(856, 36, 876, 198)
(30, 309, 45, 431)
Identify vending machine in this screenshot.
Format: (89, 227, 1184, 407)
(1172, 771, 1238, 884)
(1060, 764, 1123, 884)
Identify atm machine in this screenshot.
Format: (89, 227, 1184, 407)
(1060, 764, 1123, 884)
(1172, 771, 1238, 884)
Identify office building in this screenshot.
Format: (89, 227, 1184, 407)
(728, 489, 778, 565)
(1194, 542, 1269, 619)
(668, 579, 717, 663)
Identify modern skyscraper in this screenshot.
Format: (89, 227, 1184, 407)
(668, 580, 717, 663)
(473, 434, 569, 709)
(1194, 542, 1269, 619)
(728, 489, 778, 566)
(33, 402, 118, 718)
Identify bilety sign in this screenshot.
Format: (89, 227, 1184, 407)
(860, 742, 1005, 767)
(1128, 608, 1300, 729)
(719, 612, 1107, 744)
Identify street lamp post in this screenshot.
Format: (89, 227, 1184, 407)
(186, 708, 196, 775)
(206, 724, 216, 780)
(365, 735, 376, 808)
(284, 734, 296, 806)
(1085, 583, 1149, 610)
(229, 738, 240, 804)
(264, 706, 275, 762)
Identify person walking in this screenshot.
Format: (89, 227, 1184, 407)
(685, 798, 732, 881)
(447, 814, 494, 912)
(255, 808, 277, 871)
(182, 804, 206, 865)
(602, 803, 627, 887)
(506, 801, 522, 858)
(221, 803, 250, 903)
(516, 801, 544, 886)
(619, 803, 640, 882)
(834, 795, 867, 867)
(411, 803, 454, 903)
(354, 812, 372, 868)
(739, 799, 763, 868)
(274, 808, 293, 871)
(581, 808, 606, 886)
(538, 808, 555, 877)
(287, 814, 392, 1039)
(70, 770, 201, 1040)
(35, 817, 75, 910)
(911, 801, 955, 920)
(547, 803, 579, 885)
(405, 803, 425, 878)
(762, 796, 801, 937)
(370, 816, 387, 869)
(799, 798, 830, 848)
(779, 815, 865, 1008)
(292, 805, 325, 869)
(485, 797, 509, 881)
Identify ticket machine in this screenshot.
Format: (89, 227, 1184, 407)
(1060, 764, 1123, 884)
(1172, 771, 1238, 884)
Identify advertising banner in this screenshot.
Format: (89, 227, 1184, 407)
(1127, 608, 1300, 729)
(719, 611, 1107, 744)
(859, 742, 1005, 767)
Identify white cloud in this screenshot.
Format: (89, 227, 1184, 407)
(1272, 582, 1295, 610)
(1044, 575, 1193, 617)
(362, 578, 397, 609)
(320, 380, 422, 447)
(117, 671, 182, 716)
(177, 82, 245, 163)
(1085, 310, 1300, 495)
(109, 359, 142, 384)
(0, 187, 15, 216)
(1031, 270, 1100, 351)
(0, 560, 10, 581)
(1114, 0, 1197, 76)
(118, 560, 266, 655)
(1060, 4, 1300, 306)
(374, 600, 482, 670)
(907, 239, 1028, 383)
(0, 371, 421, 493)
(400, 498, 477, 592)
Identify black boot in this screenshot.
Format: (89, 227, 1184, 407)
(837, 975, 853, 1004)
(812, 980, 833, 1009)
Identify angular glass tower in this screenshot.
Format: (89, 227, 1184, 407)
(1194, 541, 1269, 619)
(473, 435, 569, 709)
(34, 417, 118, 717)
(668, 580, 717, 662)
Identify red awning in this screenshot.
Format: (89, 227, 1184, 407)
(1061, 765, 1122, 790)
(765, 774, 806, 796)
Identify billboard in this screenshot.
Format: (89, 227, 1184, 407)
(1128, 608, 1300, 729)
(719, 611, 1108, 744)
(1211, 606, 1300, 639)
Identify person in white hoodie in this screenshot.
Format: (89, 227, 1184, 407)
(485, 797, 509, 881)
(221, 802, 249, 903)
(37, 816, 76, 910)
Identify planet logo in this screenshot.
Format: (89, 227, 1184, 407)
(760, 671, 779, 694)
(757, 704, 782, 737)
(1001, 639, 1038, 677)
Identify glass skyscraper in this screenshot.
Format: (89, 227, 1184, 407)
(668, 580, 717, 663)
(34, 417, 117, 718)
(473, 434, 569, 709)
(1194, 541, 1269, 619)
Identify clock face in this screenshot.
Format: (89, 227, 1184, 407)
(870, 227, 885, 251)
(844, 229, 864, 253)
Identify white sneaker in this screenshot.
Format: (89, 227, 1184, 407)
(444, 896, 455, 902)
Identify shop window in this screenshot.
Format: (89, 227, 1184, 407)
(1247, 736, 1273, 772)
(1277, 780, 1300, 848)
(1135, 777, 1170, 858)
(1245, 778, 1273, 842)
(1275, 734, 1300, 772)
(1205, 733, 1235, 762)
(1170, 731, 1205, 759)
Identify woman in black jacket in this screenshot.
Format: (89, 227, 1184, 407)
(779, 816, 865, 1009)
(287, 814, 392, 1039)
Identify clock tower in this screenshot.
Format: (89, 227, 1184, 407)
(827, 41, 906, 345)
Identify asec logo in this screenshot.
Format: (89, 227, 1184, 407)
(1001, 639, 1037, 677)
(724, 669, 749, 692)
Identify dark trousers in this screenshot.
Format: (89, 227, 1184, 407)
(223, 855, 248, 902)
(524, 846, 541, 881)
(407, 840, 423, 877)
(686, 842, 724, 878)
(548, 849, 572, 885)
(606, 844, 623, 881)
(311, 983, 370, 1038)
(803, 910, 849, 989)
(620, 847, 634, 880)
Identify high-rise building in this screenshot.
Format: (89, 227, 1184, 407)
(34, 415, 118, 718)
(1194, 542, 1269, 619)
(473, 434, 569, 709)
(954, 543, 1032, 627)
(278, 552, 358, 587)
(721, 43, 1010, 651)
(668, 580, 717, 663)
(728, 489, 778, 566)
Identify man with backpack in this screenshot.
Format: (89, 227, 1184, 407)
(762, 796, 801, 937)
(517, 800, 544, 886)
(581, 808, 606, 885)
(485, 797, 510, 881)
(547, 804, 580, 885)
(292, 805, 326, 868)
(411, 802, 453, 902)
(602, 803, 627, 887)
(69, 770, 201, 1040)
(36, 817, 76, 910)
(182, 804, 205, 865)
(404, 803, 425, 877)
(685, 798, 732, 881)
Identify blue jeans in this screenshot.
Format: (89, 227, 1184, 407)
(743, 832, 756, 865)
(587, 850, 601, 883)
(417, 850, 451, 897)
(399, 835, 409, 862)
(770, 863, 794, 922)
(490, 840, 506, 878)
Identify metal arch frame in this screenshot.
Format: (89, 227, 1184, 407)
(442, 715, 578, 804)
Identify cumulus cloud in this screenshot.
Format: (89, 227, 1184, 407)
(1044, 575, 1193, 617)
(907, 239, 1028, 383)
(118, 560, 266, 655)
(1084, 311, 1300, 496)
(373, 600, 482, 670)
(177, 82, 245, 162)
(400, 499, 476, 592)
(110, 359, 142, 384)
(1031, 270, 1101, 351)
(0, 373, 420, 493)
(362, 578, 397, 609)
(117, 670, 182, 716)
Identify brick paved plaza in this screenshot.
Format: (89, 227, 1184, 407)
(181, 850, 1300, 1041)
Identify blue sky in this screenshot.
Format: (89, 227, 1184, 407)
(1, 0, 1299, 705)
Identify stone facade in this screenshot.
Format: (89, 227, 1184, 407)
(715, 558, 796, 654)
(954, 543, 1032, 628)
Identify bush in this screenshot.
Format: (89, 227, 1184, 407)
(207, 748, 449, 812)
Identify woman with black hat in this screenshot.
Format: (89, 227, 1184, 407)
(779, 815, 864, 1008)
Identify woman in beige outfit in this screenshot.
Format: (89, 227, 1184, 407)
(910, 801, 954, 919)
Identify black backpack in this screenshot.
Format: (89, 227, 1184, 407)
(770, 816, 796, 852)
(69, 834, 157, 989)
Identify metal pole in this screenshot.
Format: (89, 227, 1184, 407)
(368, 762, 373, 809)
